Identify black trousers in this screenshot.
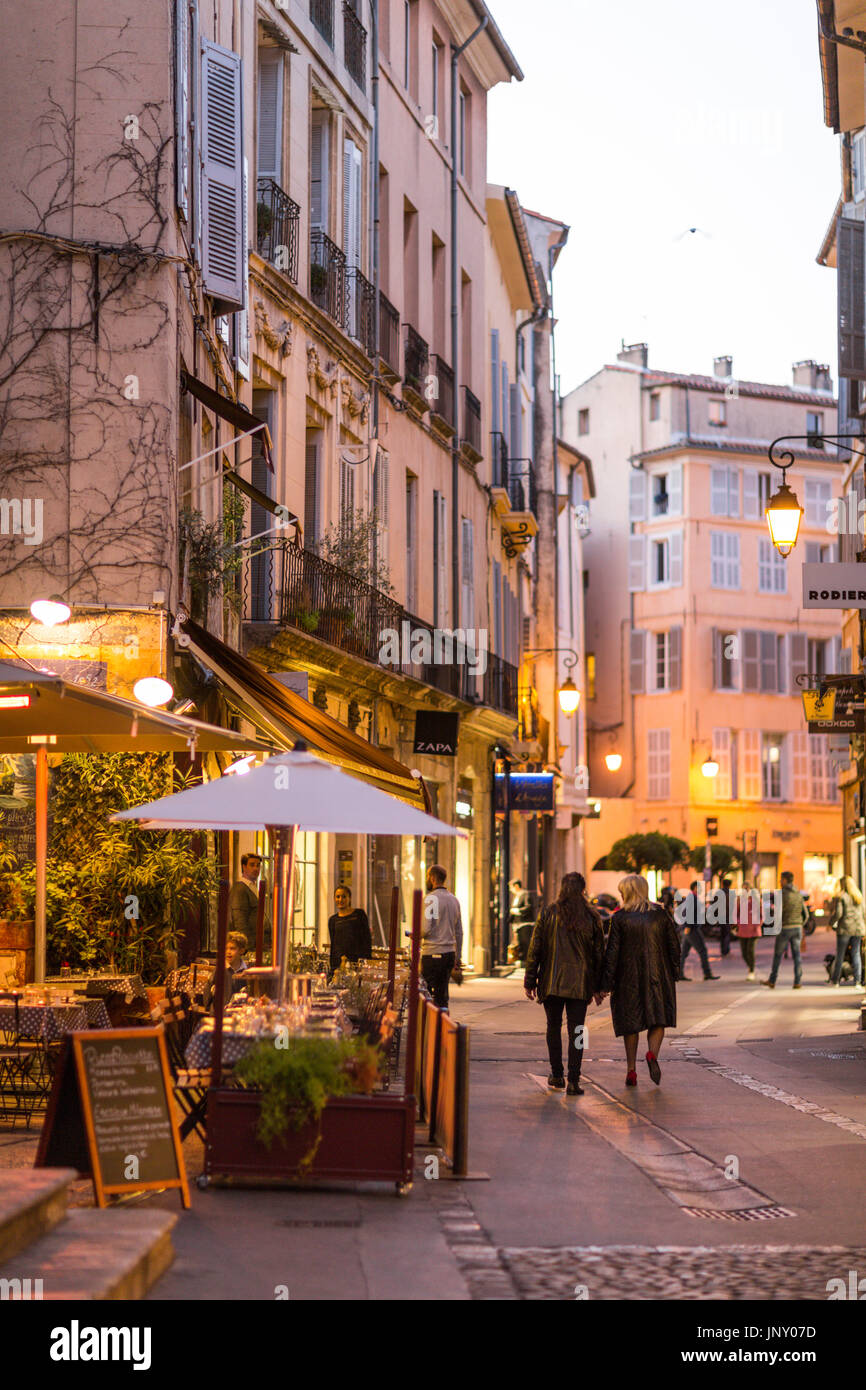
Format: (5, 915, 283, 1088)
(542, 996, 588, 1081)
(421, 953, 455, 1009)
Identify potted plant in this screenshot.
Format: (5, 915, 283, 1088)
(256, 199, 274, 252)
(310, 262, 329, 300)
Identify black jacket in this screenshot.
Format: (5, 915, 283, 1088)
(600, 906, 680, 1037)
(524, 903, 605, 1002)
(329, 909, 372, 975)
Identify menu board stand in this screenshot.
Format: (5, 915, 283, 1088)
(35, 1028, 190, 1209)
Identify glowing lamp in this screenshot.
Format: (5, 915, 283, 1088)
(133, 676, 174, 707)
(701, 759, 719, 779)
(29, 596, 71, 626)
(604, 752, 623, 772)
(765, 482, 803, 558)
(558, 678, 581, 715)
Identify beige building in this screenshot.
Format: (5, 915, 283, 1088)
(562, 349, 846, 901)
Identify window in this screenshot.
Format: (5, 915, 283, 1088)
(742, 629, 785, 692)
(647, 729, 671, 800)
(459, 86, 469, 177)
(257, 48, 284, 182)
(758, 539, 787, 593)
(460, 517, 474, 628)
(339, 456, 356, 533)
(647, 530, 682, 588)
(762, 733, 785, 801)
(654, 632, 668, 691)
(652, 538, 669, 585)
(757, 471, 772, 512)
(650, 465, 680, 516)
(806, 540, 835, 564)
(710, 531, 740, 589)
(807, 637, 828, 679)
(586, 652, 596, 701)
(708, 399, 727, 426)
(649, 392, 660, 422)
(804, 478, 831, 528)
(310, 108, 330, 233)
(710, 465, 739, 516)
(433, 489, 447, 625)
(715, 630, 738, 690)
(807, 411, 824, 442)
(651, 628, 682, 691)
(652, 474, 669, 516)
(578, 408, 590, 436)
(431, 38, 445, 136)
(304, 429, 321, 544)
(853, 128, 866, 200)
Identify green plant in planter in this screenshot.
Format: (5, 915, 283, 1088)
(0, 844, 28, 920)
(234, 1035, 384, 1170)
(310, 262, 329, 297)
(256, 200, 274, 245)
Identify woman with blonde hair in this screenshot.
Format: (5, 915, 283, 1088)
(830, 876, 865, 987)
(598, 874, 681, 1087)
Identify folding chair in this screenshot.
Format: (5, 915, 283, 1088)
(0, 993, 41, 1129)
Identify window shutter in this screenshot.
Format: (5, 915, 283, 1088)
(725, 532, 740, 588)
(304, 440, 319, 543)
(201, 38, 244, 313)
(711, 466, 728, 516)
(257, 49, 283, 181)
(810, 733, 829, 802)
(432, 491, 447, 626)
(375, 447, 390, 567)
(310, 110, 329, 231)
(791, 731, 810, 801)
(628, 535, 646, 591)
(711, 532, 725, 587)
(630, 629, 646, 693)
(628, 470, 647, 523)
(647, 729, 670, 800)
(176, 0, 191, 220)
(339, 458, 355, 530)
(342, 138, 362, 269)
(712, 628, 721, 689)
(501, 361, 509, 446)
(493, 558, 502, 655)
(727, 467, 740, 518)
(789, 632, 808, 688)
(234, 155, 250, 378)
(712, 728, 731, 799)
(667, 463, 682, 517)
(838, 216, 866, 380)
(742, 468, 759, 520)
(510, 384, 521, 460)
(460, 518, 474, 629)
(759, 630, 777, 692)
(669, 528, 683, 585)
(739, 729, 762, 800)
(490, 330, 499, 437)
(841, 644, 853, 674)
(742, 629, 760, 691)
(668, 625, 682, 690)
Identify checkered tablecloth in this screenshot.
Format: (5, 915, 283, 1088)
(79, 997, 111, 1029)
(184, 1021, 265, 1069)
(84, 974, 147, 1003)
(165, 966, 213, 1005)
(0, 1002, 90, 1044)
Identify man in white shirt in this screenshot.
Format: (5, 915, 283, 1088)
(421, 864, 464, 1009)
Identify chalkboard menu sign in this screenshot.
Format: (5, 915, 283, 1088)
(36, 1028, 189, 1209)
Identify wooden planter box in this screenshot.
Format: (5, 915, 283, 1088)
(203, 1087, 416, 1192)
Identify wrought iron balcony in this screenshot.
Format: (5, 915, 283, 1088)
(490, 431, 509, 490)
(378, 292, 400, 377)
(484, 652, 519, 717)
(403, 323, 429, 399)
(256, 179, 300, 282)
(343, 1, 367, 86)
(346, 266, 376, 353)
(461, 386, 482, 459)
(429, 355, 455, 430)
(310, 229, 347, 327)
(509, 459, 538, 517)
(310, 0, 334, 46)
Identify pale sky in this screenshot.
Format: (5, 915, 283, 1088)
(486, 0, 841, 396)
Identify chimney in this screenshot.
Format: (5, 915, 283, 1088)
(713, 355, 733, 378)
(617, 341, 648, 368)
(792, 360, 833, 393)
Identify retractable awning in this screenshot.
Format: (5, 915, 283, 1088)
(180, 369, 273, 470)
(176, 615, 428, 811)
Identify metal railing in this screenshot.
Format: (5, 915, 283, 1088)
(462, 386, 481, 455)
(490, 431, 509, 489)
(310, 229, 347, 327)
(403, 323, 429, 397)
(310, 0, 334, 46)
(343, 1, 367, 86)
(346, 266, 376, 353)
(430, 355, 455, 427)
(256, 179, 300, 282)
(240, 537, 517, 713)
(378, 292, 400, 375)
(509, 459, 538, 516)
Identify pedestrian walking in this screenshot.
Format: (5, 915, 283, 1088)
(736, 879, 762, 981)
(421, 864, 463, 1010)
(718, 878, 734, 956)
(762, 870, 808, 989)
(524, 872, 605, 1096)
(829, 876, 865, 988)
(679, 880, 720, 981)
(598, 874, 681, 1088)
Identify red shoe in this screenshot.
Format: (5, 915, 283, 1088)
(646, 1051, 661, 1085)
(626, 1070, 638, 1087)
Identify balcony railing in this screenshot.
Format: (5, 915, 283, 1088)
(310, 0, 334, 46)
(256, 178, 300, 282)
(346, 266, 376, 353)
(403, 323, 429, 398)
(462, 386, 482, 456)
(241, 537, 517, 713)
(490, 431, 509, 490)
(343, 1, 367, 86)
(310, 229, 347, 327)
(509, 459, 538, 516)
(378, 292, 400, 376)
(430, 355, 455, 429)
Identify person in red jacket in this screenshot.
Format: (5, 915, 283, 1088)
(736, 881, 762, 981)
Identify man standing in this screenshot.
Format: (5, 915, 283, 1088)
(229, 853, 269, 954)
(679, 880, 720, 981)
(762, 870, 808, 990)
(421, 864, 463, 1010)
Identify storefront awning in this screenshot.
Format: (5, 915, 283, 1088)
(177, 615, 428, 811)
(180, 370, 273, 470)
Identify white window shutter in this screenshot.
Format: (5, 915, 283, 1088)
(629, 470, 647, 523)
(647, 729, 670, 800)
(342, 138, 362, 269)
(375, 447, 390, 568)
(725, 533, 740, 588)
(712, 728, 731, 799)
(740, 729, 762, 800)
(712, 627, 721, 689)
(669, 528, 683, 585)
(176, 0, 190, 220)
(310, 110, 329, 231)
(791, 731, 810, 801)
(668, 464, 682, 517)
(257, 49, 283, 182)
(234, 156, 250, 378)
(742, 468, 759, 520)
(727, 467, 740, 517)
(711, 467, 728, 515)
(630, 629, 647, 693)
(461, 518, 474, 629)
(742, 629, 760, 691)
(711, 532, 725, 587)
(628, 535, 646, 591)
(201, 38, 244, 313)
(669, 625, 682, 690)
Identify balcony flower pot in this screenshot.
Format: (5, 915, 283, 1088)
(320, 605, 354, 645)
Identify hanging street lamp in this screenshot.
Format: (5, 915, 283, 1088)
(29, 595, 71, 626)
(766, 432, 866, 559)
(523, 647, 581, 716)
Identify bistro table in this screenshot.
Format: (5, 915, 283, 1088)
(0, 994, 111, 1044)
(184, 998, 352, 1070)
(84, 973, 148, 1004)
(165, 964, 214, 1006)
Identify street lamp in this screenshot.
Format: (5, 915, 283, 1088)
(558, 677, 580, 715)
(133, 676, 174, 707)
(523, 647, 581, 716)
(605, 751, 623, 772)
(701, 758, 719, 779)
(29, 595, 71, 626)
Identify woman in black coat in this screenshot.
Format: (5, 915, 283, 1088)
(328, 885, 372, 977)
(599, 874, 681, 1088)
(524, 872, 605, 1096)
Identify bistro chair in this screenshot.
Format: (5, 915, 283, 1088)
(161, 1014, 209, 1143)
(0, 992, 41, 1129)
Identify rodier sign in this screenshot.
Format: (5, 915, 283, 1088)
(802, 563, 866, 609)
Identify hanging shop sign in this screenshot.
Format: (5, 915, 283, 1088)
(495, 772, 555, 813)
(802, 563, 866, 608)
(805, 681, 865, 734)
(414, 710, 459, 757)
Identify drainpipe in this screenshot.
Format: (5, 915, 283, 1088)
(450, 14, 488, 629)
(371, 0, 380, 592)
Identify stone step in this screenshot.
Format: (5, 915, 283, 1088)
(0, 1207, 177, 1300)
(0, 1168, 76, 1266)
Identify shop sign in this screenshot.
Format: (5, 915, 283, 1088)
(802, 563, 866, 608)
(495, 772, 555, 813)
(806, 680, 865, 733)
(413, 710, 459, 757)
